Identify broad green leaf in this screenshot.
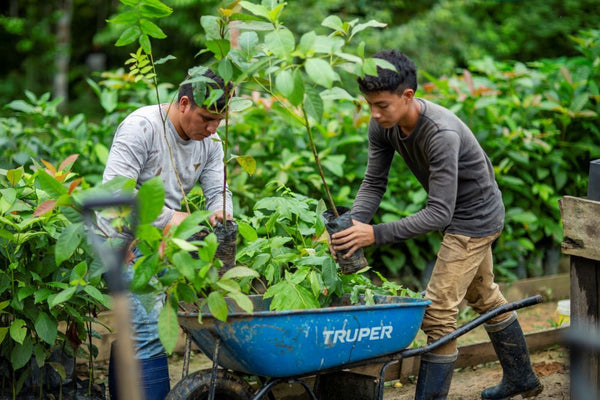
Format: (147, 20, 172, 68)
(17, 287, 34, 302)
(137, 176, 164, 224)
(84, 285, 110, 308)
(238, 31, 258, 58)
(373, 58, 397, 72)
(236, 220, 257, 242)
(208, 291, 228, 321)
(139, 34, 152, 54)
(7, 168, 23, 186)
(0, 188, 16, 213)
(240, 1, 271, 20)
(131, 254, 159, 291)
(234, 155, 256, 175)
(36, 170, 67, 198)
(0, 327, 8, 344)
(322, 15, 344, 32)
(140, 0, 172, 18)
(264, 280, 319, 310)
(304, 85, 324, 123)
(288, 70, 305, 106)
(305, 58, 338, 88)
(116, 26, 141, 47)
(221, 266, 259, 280)
(48, 286, 77, 308)
(107, 11, 138, 25)
(6, 100, 34, 113)
(363, 58, 378, 76)
(154, 55, 176, 65)
(320, 87, 355, 102)
(158, 302, 179, 354)
(228, 292, 254, 313)
(218, 58, 233, 81)
(172, 251, 197, 281)
(10, 335, 32, 370)
(265, 28, 295, 59)
(321, 155, 346, 177)
(48, 362, 67, 380)
(206, 39, 231, 60)
(56, 222, 84, 266)
(216, 279, 241, 293)
(34, 313, 57, 345)
(228, 97, 253, 112)
(275, 69, 294, 97)
(350, 20, 387, 40)
(171, 238, 197, 252)
(100, 90, 118, 113)
(10, 319, 27, 345)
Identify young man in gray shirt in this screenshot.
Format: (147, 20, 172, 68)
(330, 50, 542, 400)
(103, 68, 232, 400)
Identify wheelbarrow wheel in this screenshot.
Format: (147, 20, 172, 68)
(166, 369, 254, 400)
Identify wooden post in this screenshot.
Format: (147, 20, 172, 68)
(559, 160, 600, 399)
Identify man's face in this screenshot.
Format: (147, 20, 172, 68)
(364, 90, 410, 129)
(180, 102, 225, 141)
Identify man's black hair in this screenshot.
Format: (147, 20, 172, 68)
(357, 50, 418, 94)
(178, 68, 233, 111)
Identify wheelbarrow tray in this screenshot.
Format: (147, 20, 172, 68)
(178, 295, 431, 378)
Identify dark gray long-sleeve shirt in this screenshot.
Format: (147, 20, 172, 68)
(352, 99, 504, 246)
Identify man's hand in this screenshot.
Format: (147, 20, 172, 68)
(209, 210, 232, 227)
(331, 219, 375, 258)
(163, 211, 190, 234)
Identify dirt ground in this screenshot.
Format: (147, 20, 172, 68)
(93, 300, 570, 399)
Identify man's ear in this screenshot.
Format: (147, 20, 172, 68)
(402, 88, 415, 100)
(179, 95, 192, 111)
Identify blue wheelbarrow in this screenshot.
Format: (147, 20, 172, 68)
(167, 294, 542, 400)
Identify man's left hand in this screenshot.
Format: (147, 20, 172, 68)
(209, 210, 233, 227)
(331, 219, 375, 258)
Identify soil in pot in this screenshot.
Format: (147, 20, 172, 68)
(322, 207, 368, 274)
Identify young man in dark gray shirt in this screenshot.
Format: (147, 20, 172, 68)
(330, 50, 542, 400)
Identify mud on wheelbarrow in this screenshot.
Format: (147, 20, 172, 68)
(167, 294, 543, 400)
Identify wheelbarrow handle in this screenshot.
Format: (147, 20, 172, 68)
(401, 294, 543, 358)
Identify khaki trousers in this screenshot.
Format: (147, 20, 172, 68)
(421, 231, 511, 355)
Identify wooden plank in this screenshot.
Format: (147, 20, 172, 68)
(559, 195, 600, 261)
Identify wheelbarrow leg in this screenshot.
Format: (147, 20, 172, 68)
(376, 360, 402, 400)
(209, 337, 221, 400)
(251, 378, 318, 400)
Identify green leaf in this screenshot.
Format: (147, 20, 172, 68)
(10, 319, 27, 345)
(276, 69, 294, 97)
(228, 97, 253, 112)
(36, 170, 67, 198)
(0, 327, 8, 344)
(140, 0, 173, 18)
(207, 291, 228, 321)
(234, 155, 256, 175)
(228, 292, 254, 314)
(137, 176, 164, 224)
(154, 55, 176, 65)
(322, 15, 344, 32)
(7, 168, 23, 186)
(305, 58, 338, 88)
(288, 70, 305, 106)
(48, 286, 77, 308)
(10, 335, 32, 370)
(350, 19, 387, 40)
(264, 280, 319, 310)
(240, 1, 272, 20)
(238, 31, 258, 58)
(158, 301, 179, 355)
(107, 10, 138, 25)
(320, 87, 355, 102)
(236, 220, 257, 242)
(139, 34, 152, 53)
(218, 58, 233, 82)
(34, 313, 57, 345)
(206, 39, 231, 60)
(84, 285, 111, 308)
(115, 26, 141, 47)
(55, 222, 84, 266)
(221, 266, 259, 280)
(304, 85, 324, 123)
(265, 28, 295, 59)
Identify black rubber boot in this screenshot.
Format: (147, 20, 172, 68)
(481, 312, 543, 399)
(415, 351, 457, 400)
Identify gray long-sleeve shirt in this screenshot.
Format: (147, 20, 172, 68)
(99, 104, 232, 240)
(352, 99, 504, 246)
